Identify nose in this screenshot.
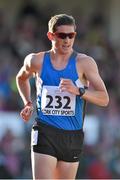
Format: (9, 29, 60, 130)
(64, 36, 70, 42)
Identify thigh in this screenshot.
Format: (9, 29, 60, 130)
(31, 151, 57, 179)
(56, 160, 79, 179)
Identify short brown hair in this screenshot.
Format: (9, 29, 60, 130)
(48, 14, 76, 32)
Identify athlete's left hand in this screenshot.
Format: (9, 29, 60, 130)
(59, 78, 79, 95)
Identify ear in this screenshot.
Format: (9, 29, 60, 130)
(47, 32, 54, 41)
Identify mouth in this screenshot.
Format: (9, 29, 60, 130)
(62, 45, 70, 49)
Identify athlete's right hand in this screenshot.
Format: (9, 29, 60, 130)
(20, 101, 34, 122)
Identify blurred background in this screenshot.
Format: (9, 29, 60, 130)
(0, 0, 120, 179)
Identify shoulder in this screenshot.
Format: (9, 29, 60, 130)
(76, 53, 98, 70)
(24, 51, 46, 73)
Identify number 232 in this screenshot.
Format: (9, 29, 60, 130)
(45, 95, 71, 109)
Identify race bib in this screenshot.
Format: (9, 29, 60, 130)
(41, 86, 76, 116)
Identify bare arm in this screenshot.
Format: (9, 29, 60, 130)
(59, 56, 109, 107)
(16, 53, 36, 105)
(80, 56, 109, 106)
(16, 53, 42, 121)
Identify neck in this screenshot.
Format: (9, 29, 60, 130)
(50, 48, 73, 60)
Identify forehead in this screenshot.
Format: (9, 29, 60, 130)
(56, 25, 75, 33)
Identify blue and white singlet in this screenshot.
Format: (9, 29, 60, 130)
(36, 51, 86, 130)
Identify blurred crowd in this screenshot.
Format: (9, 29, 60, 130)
(0, 1, 120, 179)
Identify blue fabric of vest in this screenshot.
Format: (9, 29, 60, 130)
(36, 51, 85, 130)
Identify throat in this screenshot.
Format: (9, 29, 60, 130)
(50, 51, 73, 70)
(51, 58, 69, 70)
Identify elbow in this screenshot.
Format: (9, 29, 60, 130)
(102, 99, 109, 107)
(16, 73, 21, 83)
(16, 71, 21, 80)
(16, 74, 19, 81)
(101, 94, 109, 107)
(104, 93, 109, 106)
(16, 72, 25, 82)
(16, 74, 19, 83)
(16, 73, 24, 86)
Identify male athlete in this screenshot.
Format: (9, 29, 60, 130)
(16, 14, 109, 179)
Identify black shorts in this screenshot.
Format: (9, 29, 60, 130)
(31, 120, 84, 162)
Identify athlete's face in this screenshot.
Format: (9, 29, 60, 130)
(51, 25, 76, 54)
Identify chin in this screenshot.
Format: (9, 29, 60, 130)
(61, 48, 71, 54)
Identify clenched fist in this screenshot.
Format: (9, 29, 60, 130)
(20, 101, 34, 122)
(59, 78, 79, 95)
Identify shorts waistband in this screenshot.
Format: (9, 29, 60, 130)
(34, 118, 83, 134)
